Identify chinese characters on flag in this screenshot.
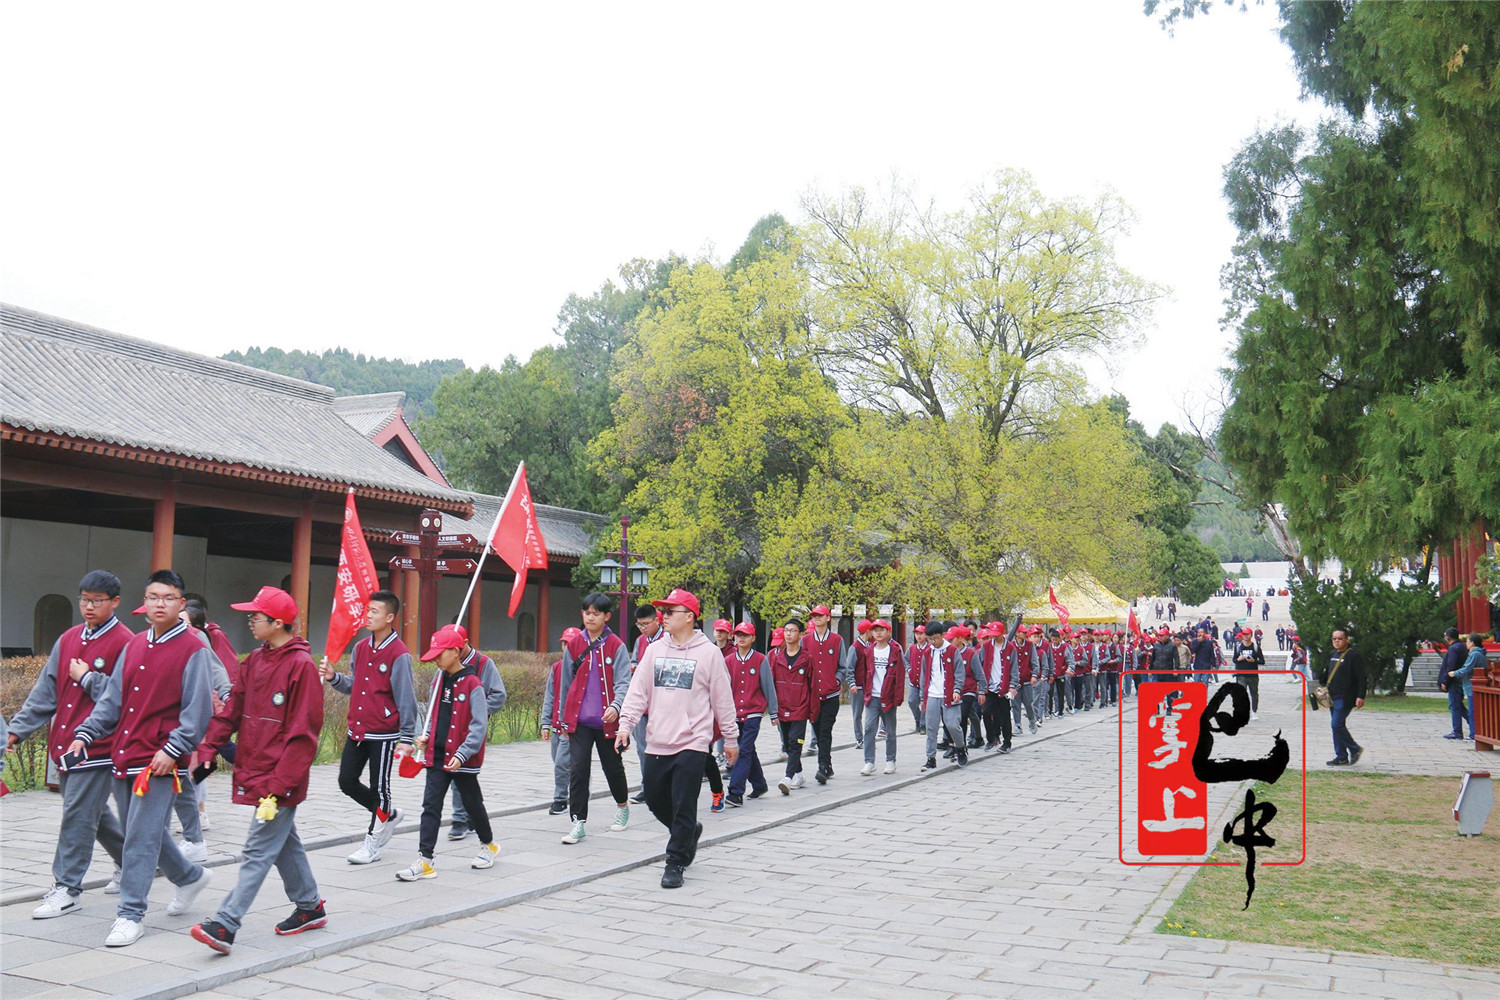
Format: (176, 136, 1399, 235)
(488, 462, 549, 616)
(1137, 681, 1208, 856)
(325, 489, 381, 659)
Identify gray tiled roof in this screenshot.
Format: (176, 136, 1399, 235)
(332, 392, 405, 437)
(0, 304, 469, 505)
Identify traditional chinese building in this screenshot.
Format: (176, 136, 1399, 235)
(1, 303, 605, 657)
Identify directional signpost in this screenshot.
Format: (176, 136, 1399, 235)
(388, 509, 481, 654)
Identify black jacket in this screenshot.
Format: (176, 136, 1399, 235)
(1151, 640, 1179, 677)
(1320, 647, 1367, 701)
(1437, 642, 1465, 688)
(1232, 641, 1265, 674)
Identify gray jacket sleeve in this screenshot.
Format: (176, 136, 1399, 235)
(540, 665, 557, 730)
(968, 651, 988, 688)
(455, 687, 489, 764)
(839, 644, 858, 686)
(328, 670, 353, 695)
(164, 648, 214, 760)
(390, 652, 418, 743)
(760, 658, 779, 718)
(8, 638, 63, 741)
(75, 658, 125, 746)
(482, 660, 507, 714)
(609, 642, 634, 711)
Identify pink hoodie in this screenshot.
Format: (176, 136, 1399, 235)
(618, 630, 739, 755)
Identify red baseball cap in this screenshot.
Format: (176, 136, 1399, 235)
(810, 605, 832, 617)
(771, 627, 785, 645)
(651, 588, 701, 617)
(732, 622, 756, 637)
(420, 625, 465, 662)
(855, 619, 873, 634)
(713, 619, 734, 633)
(230, 586, 299, 624)
(914, 624, 927, 634)
(561, 626, 583, 643)
(132, 605, 147, 615)
(871, 618, 892, 631)
(453, 625, 469, 644)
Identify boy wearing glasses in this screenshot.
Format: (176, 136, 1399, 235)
(68, 569, 215, 948)
(189, 587, 326, 954)
(8, 570, 133, 917)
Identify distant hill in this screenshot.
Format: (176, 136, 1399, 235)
(220, 347, 467, 421)
(1189, 455, 1284, 561)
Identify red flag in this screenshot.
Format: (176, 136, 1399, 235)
(1128, 607, 1142, 638)
(488, 463, 549, 616)
(1048, 586, 1070, 626)
(326, 489, 381, 660)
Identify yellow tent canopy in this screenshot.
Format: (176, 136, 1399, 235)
(1022, 573, 1129, 625)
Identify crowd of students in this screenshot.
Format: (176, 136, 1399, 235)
(6, 567, 1300, 953)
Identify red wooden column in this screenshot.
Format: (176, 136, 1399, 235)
(151, 482, 177, 571)
(536, 573, 551, 653)
(401, 544, 421, 654)
(467, 573, 483, 650)
(1439, 519, 1491, 633)
(290, 500, 313, 638)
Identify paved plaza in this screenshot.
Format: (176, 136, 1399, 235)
(2, 673, 1496, 999)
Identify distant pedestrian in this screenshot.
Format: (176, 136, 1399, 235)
(1322, 629, 1367, 767)
(1261, 600, 1270, 622)
(1437, 628, 1468, 740)
(1450, 634, 1485, 741)
(1167, 601, 1176, 622)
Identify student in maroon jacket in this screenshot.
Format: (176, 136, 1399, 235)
(540, 628, 583, 815)
(557, 593, 634, 845)
(188, 587, 325, 955)
(857, 620, 904, 775)
(772, 619, 813, 794)
(395, 626, 502, 881)
(446, 626, 507, 841)
(804, 605, 844, 784)
(906, 626, 929, 734)
(724, 622, 777, 806)
(322, 590, 417, 866)
(68, 569, 214, 949)
(8, 570, 132, 917)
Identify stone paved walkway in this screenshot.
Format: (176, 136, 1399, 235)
(3, 677, 1495, 1000)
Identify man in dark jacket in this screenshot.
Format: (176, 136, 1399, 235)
(1322, 628, 1367, 766)
(1231, 628, 1266, 719)
(1150, 629, 1179, 682)
(1437, 628, 1468, 740)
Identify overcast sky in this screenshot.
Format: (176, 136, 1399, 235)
(2, 2, 1321, 433)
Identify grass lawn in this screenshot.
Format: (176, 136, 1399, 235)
(1358, 693, 1449, 714)
(1159, 771, 1499, 968)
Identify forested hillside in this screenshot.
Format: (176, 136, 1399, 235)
(220, 346, 466, 421)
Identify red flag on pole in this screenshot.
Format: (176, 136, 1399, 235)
(1048, 585, 1070, 626)
(487, 463, 549, 616)
(326, 489, 381, 660)
(1128, 607, 1142, 638)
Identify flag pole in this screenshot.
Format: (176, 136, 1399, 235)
(455, 462, 524, 625)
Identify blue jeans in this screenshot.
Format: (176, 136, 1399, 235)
(727, 715, 766, 796)
(1447, 685, 1469, 736)
(1330, 698, 1359, 761)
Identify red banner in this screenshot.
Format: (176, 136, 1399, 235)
(1128, 607, 1142, 637)
(489, 463, 549, 616)
(1048, 585, 1070, 626)
(326, 489, 381, 659)
(1136, 681, 1208, 856)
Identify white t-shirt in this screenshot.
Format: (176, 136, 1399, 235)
(926, 641, 947, 698)
(871, 644, 890, 694)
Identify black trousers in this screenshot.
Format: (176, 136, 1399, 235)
(338, 737, 396, 833)
(569, 725, 629, 822)
(779, 720, 805, 777)
(703, 753, 723, 795)
(643, 750, 705, 868)
(813, 697, 838, 775)
(419, 767, 490, 858)
(961, 694, 982, 745)
(982, 693, 1012, 748)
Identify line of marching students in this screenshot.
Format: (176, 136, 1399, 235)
(10, 568, 1203, 953)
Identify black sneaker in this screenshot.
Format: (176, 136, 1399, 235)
(447, 824, 470, 841)
(815, 770, 829, 785)
(274, 900, 327, 936)
(548, 799, 569, 815)
(725, 792, 744, 807)
(191, 920, 235, 955)
(1000, 745, 1011, 754)
(630, 792, 647, 804)
(921, 757, 937, 772)
(956, 752, 969, 767)
(1326, 757, 1349, 766)
(1349, 746, 1364, 766)
(685, 822, 703, 867)
(661, 864, 685, 889)
(747, 787, 768, 800)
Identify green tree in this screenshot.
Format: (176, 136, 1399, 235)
(1289, 569, 1453, 695)
(222, 347, 466, 421)
(1176, 2, 1500, 579)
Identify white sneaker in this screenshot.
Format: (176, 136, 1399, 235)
(790, 774, 806, 789)
(105, 916, 143, 947)
(198, 804, 212, 833)
(166, 866, 213, 916)
(884, 761, 897, 775)
(103, 865, 122, 895)
(472, 843, 500, 869)
(777, 777, 791, 795)
(608, 805, 629, 832)
(178, 839, 209, 864)
(372, 807, 402, 850)
(561, 820, 587, 844)
(859, 763, 875, 776)
(32, 885, 78, 919)
(346, 834, 380, 865)
(1251, 710, 1259, 721)
(394, 856, 436, 881)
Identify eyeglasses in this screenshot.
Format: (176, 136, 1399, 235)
(662, 608, 694, 618)
(246, 614, 271, 625)
(78, 597, 114, 608)
(144, 594, 182, 605)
